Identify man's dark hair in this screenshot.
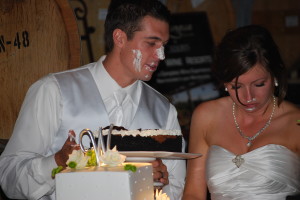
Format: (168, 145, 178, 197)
(104, 0, 171, 53)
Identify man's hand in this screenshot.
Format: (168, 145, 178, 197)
(54, 130, 80, 167)
(151, 158, 169, 186)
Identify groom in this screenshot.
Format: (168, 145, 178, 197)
(0, 0, 186, 199)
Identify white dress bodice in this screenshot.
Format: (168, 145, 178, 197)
(206, 144, 300, 200)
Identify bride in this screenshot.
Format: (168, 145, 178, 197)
(182, 25, 300, 200)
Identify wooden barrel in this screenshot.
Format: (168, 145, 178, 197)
(252, 0, 300, 69)
(0, 0, 81, 139)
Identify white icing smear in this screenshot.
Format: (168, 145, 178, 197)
(145, 62, 156, 72)
(156, 46, 165, 60)
(132, 49, 142, 72)
(94, 129, 182, 137)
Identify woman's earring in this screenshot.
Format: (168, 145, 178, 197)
(274, 79, 278, 87)
(225, 87, 228, 91)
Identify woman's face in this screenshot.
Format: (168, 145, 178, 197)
(224, 63, 274, 112)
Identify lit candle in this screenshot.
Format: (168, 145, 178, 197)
(155, 189, 170, 200)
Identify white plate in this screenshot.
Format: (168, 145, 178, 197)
(120, 151, 202, 160)
(125, 157, 156, 162)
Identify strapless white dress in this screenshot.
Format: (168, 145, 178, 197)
(206, 144, 300, 200)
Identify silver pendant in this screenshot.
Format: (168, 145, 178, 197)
(232, 155, 245, 168)
(247, 141, 252, 147)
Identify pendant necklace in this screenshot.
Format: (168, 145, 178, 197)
(232, 96, 276, 147)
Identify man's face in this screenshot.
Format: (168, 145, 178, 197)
(119, 16, 169, 82)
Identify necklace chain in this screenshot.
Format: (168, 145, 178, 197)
(232, 96, 276, 147)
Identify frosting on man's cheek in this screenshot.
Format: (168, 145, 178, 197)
(156, 46, 165, 60)
(132, 49, 142, 72)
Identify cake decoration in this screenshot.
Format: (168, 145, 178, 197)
(155, 189, 170, 200)
(124, 164, 137, 172)
(52, 124, 127, 178)
(100, 146, 126, 167)
(51, 166, 63, 178)
(51, 149, 97, 178)
(79, 124, 127, 167)
(80, 128, 101, 166)
(66, 149, 90, 169)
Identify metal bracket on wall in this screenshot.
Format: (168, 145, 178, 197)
(71, 0, 95, 62)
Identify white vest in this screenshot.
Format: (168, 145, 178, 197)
(49, 67, 170, 154)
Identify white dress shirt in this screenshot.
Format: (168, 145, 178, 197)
(0, 56, 186, 200)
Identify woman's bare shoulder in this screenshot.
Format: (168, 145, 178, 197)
(279, 101, 300, 154)
(193, 97, 230, 113)
(280, 100, 300, 116)
(192, 96, 231, 122)
(189, 97, 232, 146)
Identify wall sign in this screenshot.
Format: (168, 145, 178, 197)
(149, 12, 215, 96)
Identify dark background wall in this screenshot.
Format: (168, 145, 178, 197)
(69, 0, 300, 140)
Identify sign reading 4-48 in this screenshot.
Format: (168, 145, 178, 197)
(0, 31, 30, 53)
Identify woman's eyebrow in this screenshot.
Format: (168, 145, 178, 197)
(230, 78, 267, 85)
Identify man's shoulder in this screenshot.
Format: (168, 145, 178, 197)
(140, 81, 170, 103)
(51, 62, 97, 76)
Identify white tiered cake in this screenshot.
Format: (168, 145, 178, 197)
(55, 163, 154, 200)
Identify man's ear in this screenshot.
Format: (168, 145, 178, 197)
(113, 29, 127, 48)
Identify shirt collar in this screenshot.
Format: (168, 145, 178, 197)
(94, 56, 141, 106)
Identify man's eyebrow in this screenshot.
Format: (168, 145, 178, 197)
(144, 36, 169, 44)
(144, 36, 162, 40)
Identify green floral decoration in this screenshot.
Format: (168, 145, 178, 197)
(86, 149, 97, 167)
(68, 161, 77, 169)
(51, 166, 63, 178)
(124, 164, 137, 172)
(51, 149, 97, 179)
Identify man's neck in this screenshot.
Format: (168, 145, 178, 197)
(103, 54, 137, 88)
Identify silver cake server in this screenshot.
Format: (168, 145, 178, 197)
(106, 124, 114, 151)
(98, 126, 106, 154)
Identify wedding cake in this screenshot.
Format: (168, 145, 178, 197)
(97, 126, 183, 152)
(55, 163, 154, 200)
(54, 127, 172, 200)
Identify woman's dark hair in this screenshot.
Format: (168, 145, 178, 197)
(212, 25, 287, 105)
(104, 0, 171, 53)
